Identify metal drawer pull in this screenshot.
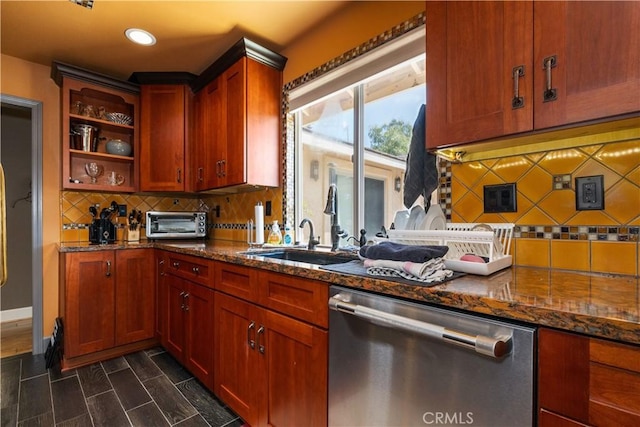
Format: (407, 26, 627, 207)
(248, 321, 256, 349)
(511, 65, 525, 109)
(105, 260, 111, 277)
(173, 261, 180, 269)
(197, 167, 203, 182)
(257, 325, 265, 354)
(329, 296, 512, 359)
(192, 266, 199, 274)
(177, 168, 182, 183)
(543, 55, 557, 102)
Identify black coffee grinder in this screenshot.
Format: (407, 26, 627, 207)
(89, 201, 118, 244)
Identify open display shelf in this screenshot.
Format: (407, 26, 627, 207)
(52, 61, 140, 193)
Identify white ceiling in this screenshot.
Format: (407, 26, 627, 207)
(1, 0, 351, 81)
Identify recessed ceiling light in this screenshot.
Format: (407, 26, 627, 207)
(125, 28, 156, 46)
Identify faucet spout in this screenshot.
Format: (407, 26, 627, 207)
(299, 218, 320, 250)
(324, 183, 345, 251)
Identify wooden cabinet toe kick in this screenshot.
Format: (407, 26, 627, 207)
(61, 337, 159, 371)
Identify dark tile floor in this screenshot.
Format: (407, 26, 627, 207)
(0, 347, 244, 427)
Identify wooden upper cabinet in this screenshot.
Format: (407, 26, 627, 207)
(426, 1, 533, 149)
(533, 1, 640, 129)
(426, 1, 640, 149)
(139, 84, 193, 191)
(195, 56, 282, 191)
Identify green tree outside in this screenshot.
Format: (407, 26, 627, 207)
(368, 119, 411, 157)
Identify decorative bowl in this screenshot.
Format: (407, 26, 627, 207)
(106, 112, 133, 125)
(106, 139, 132, 156)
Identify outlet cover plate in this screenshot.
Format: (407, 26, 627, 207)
(575, 175, 604, 210)
(483, 183, 517, 213)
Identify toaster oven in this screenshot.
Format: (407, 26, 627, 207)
(146, 211, 207, 239)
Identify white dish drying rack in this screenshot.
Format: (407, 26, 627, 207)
(376, 223, 514, 275)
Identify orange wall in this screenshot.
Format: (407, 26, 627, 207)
(1, 54, 61, 334)
(281, 1, 425, 84)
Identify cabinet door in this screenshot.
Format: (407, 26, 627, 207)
(538, 328, 590, 423)
(164, 275, 187, 361)
(214, 291, 259, 426)
(426, 1, 533, 148)
(115, 249, 155, 346)
(260, 308, 328, 427)
(185, 282, 215, 390)
(140, 84, 186, 191)
(534, 1, 640, 129)
(63, 251, 115, 358)
(197, 76, 226, 190)
(223, 58, 247, 187)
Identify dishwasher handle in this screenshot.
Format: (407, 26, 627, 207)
(329, 295, 512, 359)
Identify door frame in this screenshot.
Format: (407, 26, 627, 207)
(0, 94, 44, 354)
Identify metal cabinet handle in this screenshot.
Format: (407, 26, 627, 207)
(329, 296, 512, 359)
(248, 321, 256, 349)
(105, 260, 111, 277)
(511, 65, 525, 109)
(197, 167, 204, 182)
(257, 325, 265, 354)
(216, 161, 222, 177)
(221, 159, 226, 177)
(192, 266, 199, 275)
(183, 293, 189, 311)
(172, 261, 180, 269)
(543, 55, 557, 102)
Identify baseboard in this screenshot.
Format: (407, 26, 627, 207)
(0, 307, 32, 322)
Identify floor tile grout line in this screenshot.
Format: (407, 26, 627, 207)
(15, 359, 22, 424)
(103, 357, 135, 427)
(127, 352, 174, 427)
(73, 363, 96, 427)
(144, 351, 204, 427)
(47, 362, 57, 426)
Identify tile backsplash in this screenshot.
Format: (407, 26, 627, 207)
(442, 138, 640, 276)
(61, 139, 638, 276)
(60, 188, 283, 244)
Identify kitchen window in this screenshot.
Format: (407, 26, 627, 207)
(288, 26, 427, 246)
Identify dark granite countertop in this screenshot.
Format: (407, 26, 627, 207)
(59, 240, 640, 345)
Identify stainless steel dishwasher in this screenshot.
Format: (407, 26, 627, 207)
(328, 286, 535, 427)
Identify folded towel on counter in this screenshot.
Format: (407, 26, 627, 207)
(359, 241, 449, 263)
(364, 257, 453, 283)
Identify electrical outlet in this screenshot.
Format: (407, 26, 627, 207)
(118, 204, 127, 217)
(265, 200, 272, 216)
(483, 183, 517, 213)
(575, 175, 604, 210)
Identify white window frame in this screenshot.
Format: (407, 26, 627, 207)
(289, 26, 426, 244)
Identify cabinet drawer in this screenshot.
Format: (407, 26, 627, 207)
(214, 262, 258, 301)
(257, 270, 328, 328)
(166, 253, 212, 287)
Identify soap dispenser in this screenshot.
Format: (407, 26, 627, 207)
(267, 220, 283, 245)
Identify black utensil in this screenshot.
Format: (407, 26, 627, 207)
(89, 206, 97, 218)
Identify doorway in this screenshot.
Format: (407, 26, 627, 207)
(0, 95, 44, 355)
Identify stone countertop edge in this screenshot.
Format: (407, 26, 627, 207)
(58, 241, 640, 345)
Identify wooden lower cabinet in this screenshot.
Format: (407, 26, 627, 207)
(538, 328, 640, 426)
(60, 249, 155, 367)
(163, 272, 215, 390)
(215, 291, 328, 427)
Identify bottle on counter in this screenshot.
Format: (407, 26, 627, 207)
(283, 220, 294, 246)
(267, 220, 283, 245)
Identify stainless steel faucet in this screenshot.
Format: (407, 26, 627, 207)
(323, 183, 346, 251)
(299, 218, 319, 250)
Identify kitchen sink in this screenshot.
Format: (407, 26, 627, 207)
(242, 249, 357, 266)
